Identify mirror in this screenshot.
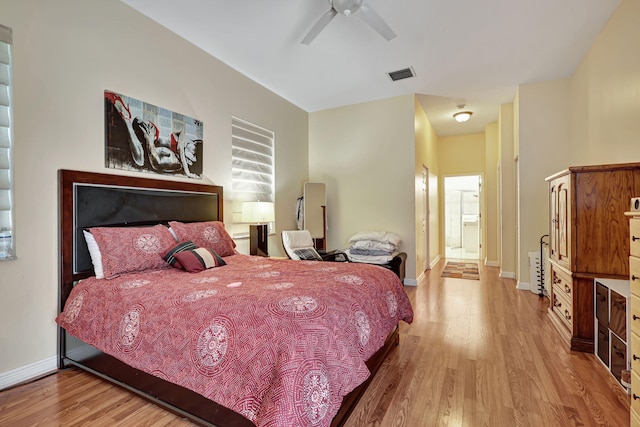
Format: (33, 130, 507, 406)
(303, 182, 326, 240)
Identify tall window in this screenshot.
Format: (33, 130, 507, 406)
(0, 24, 13, 260)
(231, 117, 275, 238)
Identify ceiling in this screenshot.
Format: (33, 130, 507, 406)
(121, 0, 620, 137)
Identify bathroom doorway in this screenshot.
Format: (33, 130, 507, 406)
(444, 175, 481, 260)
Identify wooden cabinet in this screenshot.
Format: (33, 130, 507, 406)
(594, 278, 630, 389)
(626, 213, 640, 426)
(546, 163, 640, 352)
(549, 173, 571, 270)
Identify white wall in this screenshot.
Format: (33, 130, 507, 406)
(0, 0, 309, 380)
(308, 95, 417, 283)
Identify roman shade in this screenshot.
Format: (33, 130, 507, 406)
(231, 116, 274, 204)
(0, 24, 12, 232)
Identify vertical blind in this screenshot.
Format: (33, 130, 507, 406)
(231, 117, 274, 203)
(0, 24, 12, 232)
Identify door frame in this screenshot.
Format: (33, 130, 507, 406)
(443, 174, 483, 260)
(422, 165, 430, 271)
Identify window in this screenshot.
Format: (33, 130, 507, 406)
(231, 117, 275, 238)
(0, 24, 13, 260)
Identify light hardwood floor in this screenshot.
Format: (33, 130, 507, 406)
(0, 260, 630, 426)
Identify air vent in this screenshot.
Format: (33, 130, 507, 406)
(387, 67, 415, 82)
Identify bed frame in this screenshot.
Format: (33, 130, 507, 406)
(58, 169, 399, 427)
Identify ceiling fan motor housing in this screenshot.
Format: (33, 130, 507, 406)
(331, 0, 363, 16)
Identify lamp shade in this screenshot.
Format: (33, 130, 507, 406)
(242, 201, 275, 223)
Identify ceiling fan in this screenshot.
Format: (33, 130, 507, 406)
(301, 0, 397, 45)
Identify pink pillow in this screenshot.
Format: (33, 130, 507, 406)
(173, 247, 226, 273)
(168, 221, 236, 257)
(88, 224, 176, 279)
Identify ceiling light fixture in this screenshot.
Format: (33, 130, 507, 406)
(453, 105, 473, 122)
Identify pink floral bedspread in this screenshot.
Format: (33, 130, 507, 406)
(57, 254, 413, 427)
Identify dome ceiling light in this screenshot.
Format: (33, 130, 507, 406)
(453, 104, 473, 123)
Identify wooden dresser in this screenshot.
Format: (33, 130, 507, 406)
(546, 163, 640, 352)
(626, 210, 640, 426)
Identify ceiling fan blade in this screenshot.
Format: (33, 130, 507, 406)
(358, 4, 396, 41)
(301, 8, 338, 45)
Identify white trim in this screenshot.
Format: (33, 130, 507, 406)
(516, 280, 531, 291)
(429, 255, 441, 269)
(403, 277, 418, 286)
(0, 356, 57, 391)
(500, 270, 516, 279)
(0, 24, 11, 44)
(484, 259, 499, 267)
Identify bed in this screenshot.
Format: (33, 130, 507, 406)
(57, 169, 413, 427)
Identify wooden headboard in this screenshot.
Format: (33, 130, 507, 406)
(59, 170, 224, 308)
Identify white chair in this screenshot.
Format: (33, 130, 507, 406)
(281, 230, 350, 262)
(281, 230, 323, 260)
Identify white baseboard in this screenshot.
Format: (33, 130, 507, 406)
(516, 280, 531, 291)
(429, 255, 441, 269)
(0, 356, 57, 391)
(403, 278, 418, 286)
(500, 270, 516, 279)
(484, 260, 499, 267)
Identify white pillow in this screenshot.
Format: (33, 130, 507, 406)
(83, 230, 104, 279)
(351, 240, 397, 252)
(348, 231, 401, 246)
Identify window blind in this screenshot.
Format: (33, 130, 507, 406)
(231, 117, 274, 203)
(0, 25, 12, 234)
(231, 117, 275, 238)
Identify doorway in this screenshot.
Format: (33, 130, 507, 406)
(444, 175, 481, 260)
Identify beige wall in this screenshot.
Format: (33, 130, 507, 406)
(498, 103, 516, 277)
(484, 123, 499, 266)
(438, 134, 486, 175)
(414, 98, 440, 275)
(513, 0, 640, 288)
(569, 0, 640, 164)
(308, 95, 417, 283)
(516, 79, 571, 288)
(0, 0, 309, 377)
(437, 133, 486, 258)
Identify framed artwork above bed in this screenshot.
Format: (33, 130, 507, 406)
(104, 90, 203, 179)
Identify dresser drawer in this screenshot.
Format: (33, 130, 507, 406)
(631, 256, 640, 296)
(633, 371, 640, 414)
(551, 265, 573, 300)
(632, 332, 640, 373)
(632, 294, 640, 335)
(633, 407, 640, 427)
(631, 218, 640, 257)
(552, 288, 573, 332)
